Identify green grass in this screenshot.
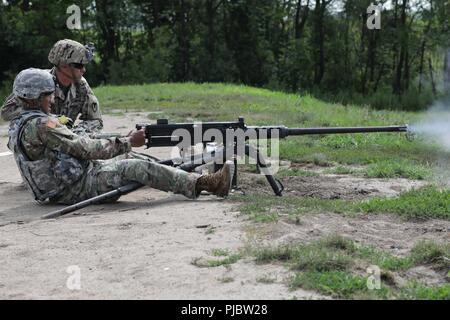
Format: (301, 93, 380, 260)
(192, 254, 242, 268)
(399, 282, 450, 300)
(256, 274, 277, 284)
(409, 240, 450, 270)
(254, 234, 413, 272)
(360, 186, 450, 220)
(233, 194, 352, 221)
(277, 168, 319, 177)
(211, 248, 231, 257)
(354, 245, 413, 271)
(253, 235, 449, 299)
(292, 271, 389, 299)
(364, 160, 432, 180)
(232, 185, 450, 221)
(324, 166, 358, 175)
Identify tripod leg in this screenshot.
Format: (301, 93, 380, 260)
(245, 145, 284, 196)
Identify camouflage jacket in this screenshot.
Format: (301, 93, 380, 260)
(1, 68, 103, 134)
(8, 109, 130, 201)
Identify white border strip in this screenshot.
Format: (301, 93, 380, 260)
(0, 151, 12, 157)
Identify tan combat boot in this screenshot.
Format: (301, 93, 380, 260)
(196, 161, 234, 197)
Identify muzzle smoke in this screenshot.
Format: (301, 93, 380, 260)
(409, 98, 450, 151)
(409, 97, 450, 186)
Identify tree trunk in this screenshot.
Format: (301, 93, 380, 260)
(95, 0, 120, 76)
(429, 57, 437, 96)
(295, 0, 310, 39)
(313, 0, 326, 86)
(404, 49, 410, 90)
(173, 0, 191, 81)
(418, 39, 426, 93)
(21, 1, 31, 12)
(444, 51, 450, 93)
(393, 0, 408, 95)
(419, 0, 433, 93)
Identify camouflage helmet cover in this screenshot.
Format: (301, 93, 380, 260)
(13, 68, 55, 100)
(48, 39, 94, 66)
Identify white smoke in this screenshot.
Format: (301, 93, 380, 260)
(409, 98, 450, 151)
(409, 97, 450, 186)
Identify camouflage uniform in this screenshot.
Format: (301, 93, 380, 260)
(1, 69, 102, 134)
(9, 110, 199, 205)
(8, 67, 231, 206)
(1, 39, 102, 134)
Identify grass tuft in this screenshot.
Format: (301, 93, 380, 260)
(409, 240, 450, 270)
(364, 160, 432, 180)
(254, 236, 449, 299)
(359, 186, 450, 220)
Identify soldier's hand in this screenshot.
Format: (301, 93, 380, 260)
(129, 129, 146, 148)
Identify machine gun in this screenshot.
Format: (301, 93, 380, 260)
(42, 117, 408, 219)
(136, 117, 408, 196)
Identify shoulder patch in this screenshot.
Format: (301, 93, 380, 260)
(46, 119, 58, 129)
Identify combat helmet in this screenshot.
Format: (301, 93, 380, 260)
(48, 39, 94, 66)
(13, 68, 55, 100)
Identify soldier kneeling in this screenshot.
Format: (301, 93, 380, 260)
(8, 68, 233, 205)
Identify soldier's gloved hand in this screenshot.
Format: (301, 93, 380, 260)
(58, 115, 74, 128)
(129, 129, 146, 148)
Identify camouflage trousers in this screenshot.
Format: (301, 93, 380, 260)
(54, 156, 200, 205)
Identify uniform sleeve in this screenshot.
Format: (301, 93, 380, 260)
(37, 117, 131, 160)
(77, 78, 103, 133)
(1, 94, 22, 121)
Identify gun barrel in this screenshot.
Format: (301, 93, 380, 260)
(285, 125, 408, 137)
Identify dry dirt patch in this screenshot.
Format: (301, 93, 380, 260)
(239, 171, 428, 200)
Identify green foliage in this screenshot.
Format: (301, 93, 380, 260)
(0, 1, 448, 111)
(355, 246, 413, 271)
(205, 254, 241, 267)
(234, 184, 450, 222)
(364, 160, 432, 180)
(409, 240, 450, 270)
(291, 271, 378, 299)
(277, 168, 319, 178)
(107, 27, 172, 85)
(192, 254, 241, 268)
(400, 282, 450, 300)
(319, 88, 436, 112)
(254, 246, 294, 264)
(360, 186, 450, 220)
(211, 248, 230, 257)
(234, 194, 353, 222)
(254, 236, 449, 299)
(324, 166, 357, 175)
(290, 247, 353, 272)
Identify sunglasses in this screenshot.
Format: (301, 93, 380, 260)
(70, 63, 85, 70)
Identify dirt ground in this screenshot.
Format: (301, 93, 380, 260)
(0, 113, 448, 299)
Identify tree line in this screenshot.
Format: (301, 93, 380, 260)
(1, 0, 449, 110)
